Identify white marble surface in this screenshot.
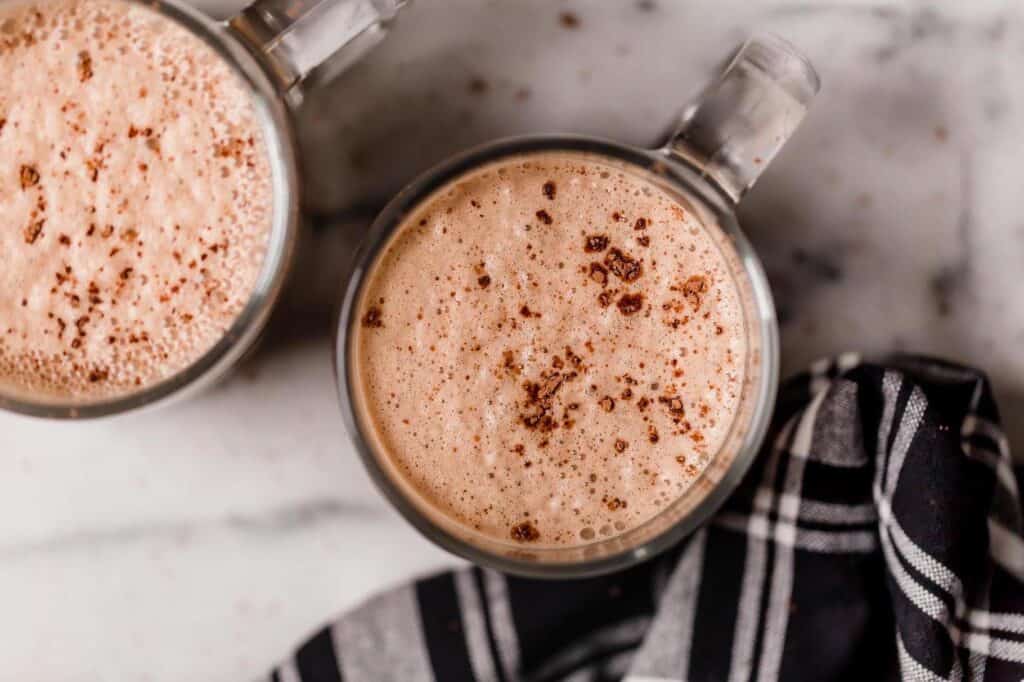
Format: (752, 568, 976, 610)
(3, 0, 1024, 680)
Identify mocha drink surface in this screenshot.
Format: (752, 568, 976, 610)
(0, 0, 273, 401)
(354, 152, 749, 547)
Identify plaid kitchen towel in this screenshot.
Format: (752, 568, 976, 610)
(266, 354, 1024, 681)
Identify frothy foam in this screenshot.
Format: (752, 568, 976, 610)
(0, 0, 273, 402)
(354, 153, 749, 548)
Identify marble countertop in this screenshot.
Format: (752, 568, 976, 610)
(3, 1, 1023, 679)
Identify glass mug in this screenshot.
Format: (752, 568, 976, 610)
(336, 35, 820, 577)
(0, 0, 405, 418)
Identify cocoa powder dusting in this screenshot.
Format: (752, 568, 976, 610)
(564, 345, 584, 369)
(23, 219, 44, 244)
(503, 350, 522, 376)
(511, 521, 540, 542)
(616, 292, 644, 315)
(519, 304, 540, 318)
(361, 307, 383, 328)
(659, 395, 685, 417)
(19, 164, 39, 189)
(584, 234, 609, 253)
(520, 365, 570, 433)
(604, 248, 642, 282)
(682, 275, 709, 311)
(77, 50, 93, 82)
(537, 371, 564, 401)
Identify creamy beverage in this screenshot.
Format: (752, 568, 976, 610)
(353, 152, 749, 547)
(0, 0, 273, 401)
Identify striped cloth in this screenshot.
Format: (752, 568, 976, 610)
(267, 355, 1024, 681)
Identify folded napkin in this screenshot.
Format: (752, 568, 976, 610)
(266, 355, 1024, 681)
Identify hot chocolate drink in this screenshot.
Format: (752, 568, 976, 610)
(352, 152, 750, 547)
(0, 0, 273, 401)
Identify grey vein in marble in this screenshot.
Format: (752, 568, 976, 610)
(0, 497, 378, 561)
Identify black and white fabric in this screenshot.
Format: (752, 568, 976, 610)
(265, 355, 1024, 681)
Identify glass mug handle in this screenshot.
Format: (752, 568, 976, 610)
(663, 34, 820, 203)
(228, 0, 406, 107)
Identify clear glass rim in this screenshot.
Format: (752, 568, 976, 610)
(0, 0, 301, 419)
(334, 134, 780, 578)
